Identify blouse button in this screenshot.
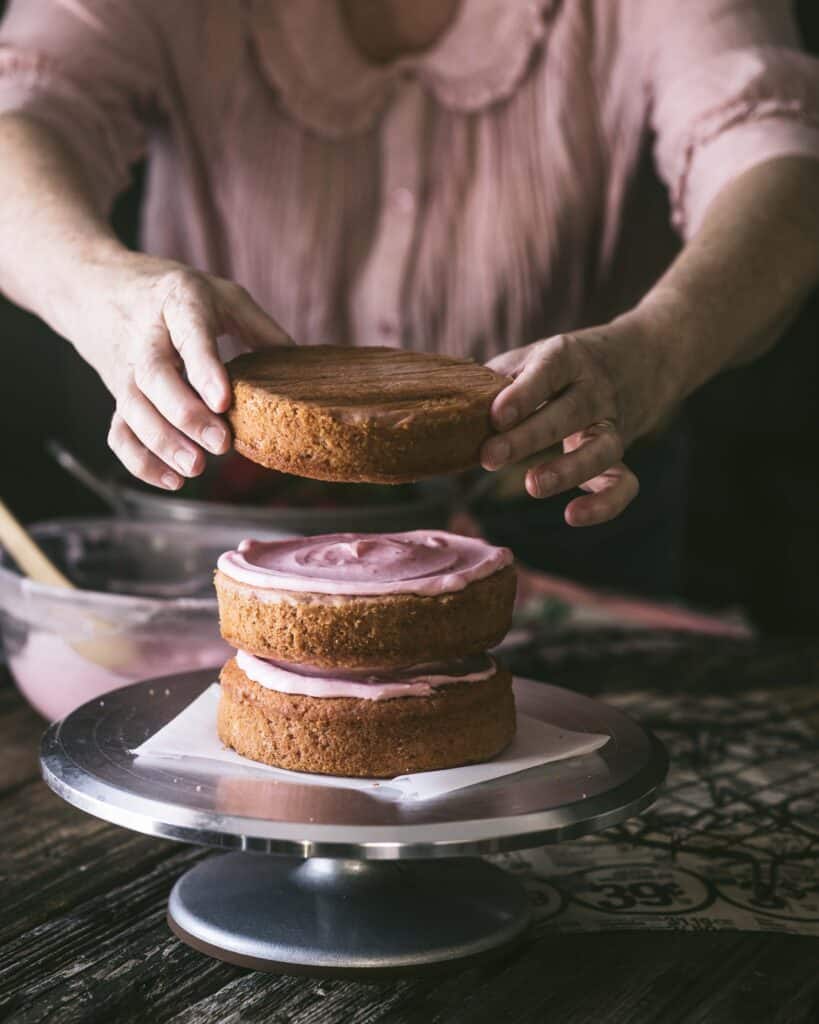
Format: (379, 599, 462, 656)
(378, 319, 399, 339)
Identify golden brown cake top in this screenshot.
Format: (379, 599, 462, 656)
(228, 345, 508, 411)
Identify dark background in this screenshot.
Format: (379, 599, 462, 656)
(0, 2, 817, 634)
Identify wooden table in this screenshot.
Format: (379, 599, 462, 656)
(2, 629, 819, 1024)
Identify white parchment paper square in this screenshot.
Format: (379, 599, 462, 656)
(132, 683, 609, 801)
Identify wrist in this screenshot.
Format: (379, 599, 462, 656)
(634, 287, 708, 399)
(39, 234, 130, 341)
(591, 304, 690, 443)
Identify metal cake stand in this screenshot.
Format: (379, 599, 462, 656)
(40, 670, 667, 976)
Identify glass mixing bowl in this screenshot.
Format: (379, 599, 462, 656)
(0, 519, 293, 721)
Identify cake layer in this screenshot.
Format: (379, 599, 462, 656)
(218, 656, 516, 777)
(215, 562, 516, 669)
(226, 345, 510, 483)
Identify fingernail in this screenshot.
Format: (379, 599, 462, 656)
(484, 439, 510, 469)
(538, 470, 558, 495)
(161, 472, 181, 490)
(495, 404, 518, 429)
(205, 382, 225, 410)
(202, 425, 227, 454)
(174, 449, 196, 475)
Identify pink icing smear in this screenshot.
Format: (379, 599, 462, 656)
(217, 530, 512, 596)
(235, 649, 496, 700)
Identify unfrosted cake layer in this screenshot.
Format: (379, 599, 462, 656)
(226, 345, 510, 483)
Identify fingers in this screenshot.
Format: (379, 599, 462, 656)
(564, 462, 640, 526)
(481, 385, 593, 471)
(213, 279, 293, 349)
(485, 348, 526, 378)
(132, 328, 230, 457)
(161, 272, 292, 418)
(521, 427, 637, 525)
(523, 424, 624, 499)
(122, 270, 289, 496)
(117, 383, 207, 478)
(484, 413, 638, 525)
(107, 413, 183, 491)
(489, 335, 576, 431)
(162, 275, 233, 415)
(110, 266, 293, 491)
(485, 331, 639, 525)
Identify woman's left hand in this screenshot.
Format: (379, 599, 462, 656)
(481, 315, 676, 527)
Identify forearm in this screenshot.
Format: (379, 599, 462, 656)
(483, 156, 819, 523)
(636, 156, 819, 405)
(0, 112, 297, 493)
(0, 113, 127, 341)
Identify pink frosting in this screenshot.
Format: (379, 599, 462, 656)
(235, 650, 496, 700)
(217, 530, 512, 596)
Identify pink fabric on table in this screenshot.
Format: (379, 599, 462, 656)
(514, 565, 754, 638)
(446, 511, 753, 638)
(0, 1, 818, 360)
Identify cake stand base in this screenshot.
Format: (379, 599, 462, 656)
(167, 852, 531, 977)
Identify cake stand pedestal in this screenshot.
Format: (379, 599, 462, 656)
(167, 854, 530, 975)
(41, 670, 667, 977)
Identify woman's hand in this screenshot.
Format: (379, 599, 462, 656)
(481, 314, 679, 526)
(0, 117, 292, 490)
(73, 253, 292, 490)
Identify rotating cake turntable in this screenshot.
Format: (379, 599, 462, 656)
(41, 668, 667, 977)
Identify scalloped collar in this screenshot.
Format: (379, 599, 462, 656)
(248, 0, 557, 138)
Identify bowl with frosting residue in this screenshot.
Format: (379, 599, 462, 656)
(0, 519, 294, 721)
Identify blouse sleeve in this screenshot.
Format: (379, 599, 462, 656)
(0, 0, 165, 213)
(639, 0, 819, 237)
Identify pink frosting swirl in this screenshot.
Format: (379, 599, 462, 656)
(217, 530, 512, 596)
(235, 650, 496, 700)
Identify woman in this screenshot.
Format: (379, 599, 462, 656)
(0, 0, 817, 593)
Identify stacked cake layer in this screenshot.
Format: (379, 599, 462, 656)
(214, 530, 517, 778)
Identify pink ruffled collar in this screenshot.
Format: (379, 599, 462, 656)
(247, 0, 557, 138)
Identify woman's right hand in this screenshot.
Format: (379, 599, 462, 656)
(73, 253, 292, 490)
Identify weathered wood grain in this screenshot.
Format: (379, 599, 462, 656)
(0, 686, 42, 793)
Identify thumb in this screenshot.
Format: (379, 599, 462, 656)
(215, 279, 295, 348)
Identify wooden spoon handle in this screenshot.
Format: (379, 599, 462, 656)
(0, 500, 74, 588)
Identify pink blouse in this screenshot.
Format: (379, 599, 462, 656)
(1, 0, 818, 362)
